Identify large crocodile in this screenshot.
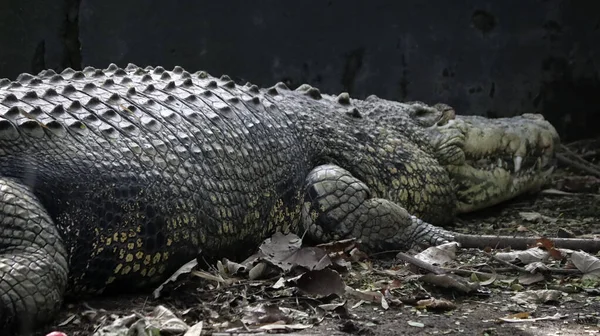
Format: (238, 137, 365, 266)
(0, 64, 558, 334)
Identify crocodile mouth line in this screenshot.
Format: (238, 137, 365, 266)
(465, 153, 554, 176)
(449, 152, 556, 214)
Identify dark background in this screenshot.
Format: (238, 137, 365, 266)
(1, 0, 598, 141)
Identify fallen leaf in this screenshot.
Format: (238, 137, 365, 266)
(349, 248, 369, 261)
(192, 270, 236, 284)
(518, 272, 546, 285)
(499, 313, 568, 323)
(184, 321, 203, 336)
(146, 305, 189, 334)
(381, 296, 389, 310)
(540, 188, 577, 196)
(476, 269, 497, 286)
(510, 290, 562, 305)
(57, 314, 78, 327)
(221, 258, 249, 275)
(257, 232, 332, 272)
(318, 301, 347, 311)
(559, 176, 600, 193)
(534, 238, 564, 260)
(570, 251, 600, 280)
(419, 273, 480, 293)
(93, 305, 189, 336)
(272, 277, 286, 289)
(494, 248, 550, 264)
(557, 228, 577, 238)
(407, 321, 425, 327)
(153, 259, 198, 298)
(258, 323, 313, 331)
(519, 212, 557, 223)
(295, 269, 345, 297)
(292, 247, 333, 270)
(345, 286, 383, 303)
(242, 304, 293, 325)
(248, 261, 270, 280)
(316, 238, 358, 254)
(523, 261, 550, 273)
(416, 298, 457, 312)
(502, 312, 531, 320)
(330, 254, 353, 271)
(257, 232, 302, 272)
(414, 242, 459, 266)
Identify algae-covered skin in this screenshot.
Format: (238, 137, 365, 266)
(0, 64, 558, 334)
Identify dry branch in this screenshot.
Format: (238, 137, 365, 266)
(453, 234, 600, 253)
(557, 144, 600, 177)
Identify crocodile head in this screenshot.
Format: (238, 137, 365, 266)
(412, 103, 560, 213)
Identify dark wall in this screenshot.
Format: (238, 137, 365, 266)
(1, 0, 599, 141)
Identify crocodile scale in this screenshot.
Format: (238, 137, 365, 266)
(0, 64, 557, 334)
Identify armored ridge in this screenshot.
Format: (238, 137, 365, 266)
(0, 64, 558, 334)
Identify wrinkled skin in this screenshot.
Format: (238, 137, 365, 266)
(362, 98, 560, 213)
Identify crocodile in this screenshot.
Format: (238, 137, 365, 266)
(0, 64, 559, 334)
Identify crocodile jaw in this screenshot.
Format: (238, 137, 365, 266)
(432, 113, 560, 213)
(447, 160, 555, 213)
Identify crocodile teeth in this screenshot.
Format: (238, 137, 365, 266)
(497, 158, 503, 168)
(513, 156, 523, 173)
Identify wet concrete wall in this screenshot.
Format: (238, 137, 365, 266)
(0, 0, 598, 140)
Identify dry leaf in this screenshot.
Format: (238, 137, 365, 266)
(510, 290, 562, 305)
(258, 232, 331, 272)
(153, 259, 198, 298)
(419, 273, 480, 293)
(416, 298, 457, 311)
(499, 313, 568, 323)
(494, 248, 550, 264)
(570, 251, 600, 280)
(414, 242, 459, 266)
(295, 269, 345, 297)
(407, 321, 425, 327)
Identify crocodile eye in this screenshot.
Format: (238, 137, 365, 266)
(414, 108, 429, 116)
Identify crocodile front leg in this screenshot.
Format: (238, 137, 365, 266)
(302, 164, 454, 252)
(0, 178, 69, 335)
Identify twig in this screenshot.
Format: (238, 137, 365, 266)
(482, 251, 529, 273)
(369, 249, 403, 257)
(557, 145, 600, 177)
(454, 234, 600, 253)
(539, 268, 582, 275)
(446, 265, 581, 278)
(482, 251, 583, 276)
(371, 268, 405, 280)
(396, 252, 445, 275)
(440, 267, 510, 280)
(463, 300, 498, 306)
(580, 150, 598, 159)
(557, 153, 600, 177)
(564, 138, 600, 149)
(540, 188, 600, 198)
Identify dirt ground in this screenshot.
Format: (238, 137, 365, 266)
(39, 141, 600, 336)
